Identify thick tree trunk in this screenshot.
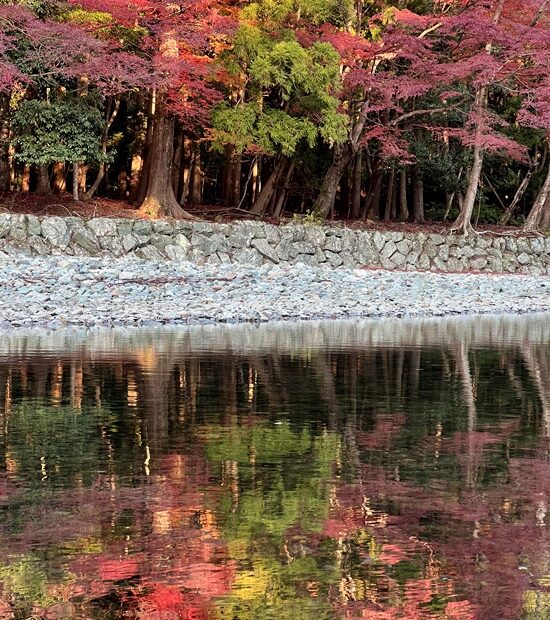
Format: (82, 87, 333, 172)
(524, 148, 550, 232)
(35, 164, 51, 194)
(312, 145, 355, 217)
(138, 111, 195, 219)
(351, 150, 362, 219)
(399, 168, 409, 221)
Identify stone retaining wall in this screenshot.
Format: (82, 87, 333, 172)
(0, 213, 548, 275)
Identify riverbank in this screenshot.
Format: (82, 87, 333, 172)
(2, 255, 549, 328)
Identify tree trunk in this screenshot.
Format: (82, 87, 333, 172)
(351, 150, 362, 219)
(412, 167, 424, 224)
(135, 92, 156, 205)
(399, 168, 409, 221)
(52, 162, 66, 193)
(84, 97, 121, 201)
(78, 164, 88, 194)
(189, 141, 204, 205)
(384, 165, 395, 222)
(251, 159, 286, 215)
(21, 165, 30, 192)
(363, 166, 383, 220)
(138, 109, 195, 219)
(524, 146, 550, 232)
(272, 159, 296, 218)
(500, 164, 536, 225)
(451, 0, 504, 235)
(0, 96, 10, 192)
(251, 158, 261, 205)
(130, 153, 142, 201)
(35, 164, 51, 194)
(72, 162, 80, 201)
(312, 145, 355, 217)
(178, 136, 193, 205)
(117, 166, 127, 198)
(222, 144, 242, 208)
(542, 194, 550, 229)
(172, 128, 183, 196)
(231, 151, 242, 209)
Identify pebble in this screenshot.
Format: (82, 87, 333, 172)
(0, 255, 548, 328)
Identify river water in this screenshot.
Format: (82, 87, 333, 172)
(0, 316, 548, 619)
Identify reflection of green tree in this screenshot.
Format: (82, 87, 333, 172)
(6, 404, 107, 487)
(0, 553, 55, 614)
(204, 422, 340, 619)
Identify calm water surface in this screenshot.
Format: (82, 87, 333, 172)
(0, 316, 549, 620)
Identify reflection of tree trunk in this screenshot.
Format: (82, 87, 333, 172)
(315, 355, 340, 429)
(522, 344, 550, 438)
(409, 350, 421, 397)
(455, 342, 477, 487)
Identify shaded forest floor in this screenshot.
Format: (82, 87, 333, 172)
(0, 191, 539, 237)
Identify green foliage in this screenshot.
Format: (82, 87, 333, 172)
(212, 27, 346, 157)
(12, 97, 107, 166)
(292, 209, 325, 225)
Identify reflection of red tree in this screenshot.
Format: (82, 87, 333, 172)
(0, 451, 236, 619)
(328, 417, 548, 620)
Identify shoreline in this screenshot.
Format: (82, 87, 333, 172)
(2, 254, 550, 329)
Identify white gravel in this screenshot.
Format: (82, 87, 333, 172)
(2, 255, 550, 328)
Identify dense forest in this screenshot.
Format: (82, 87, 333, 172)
(0, 0, 550, 234)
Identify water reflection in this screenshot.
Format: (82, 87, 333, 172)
(0, 315, 548, 619)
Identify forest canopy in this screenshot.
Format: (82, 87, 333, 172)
(0, 0, 550, 233)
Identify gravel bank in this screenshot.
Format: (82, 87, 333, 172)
(2, 255, 550, 328)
